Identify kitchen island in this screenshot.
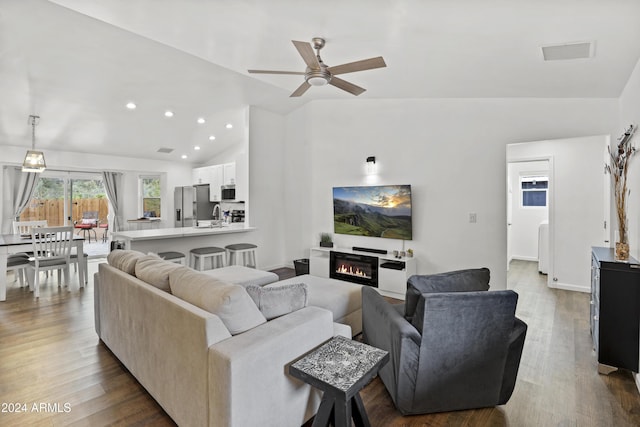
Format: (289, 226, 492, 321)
(112, 224, 257, 264)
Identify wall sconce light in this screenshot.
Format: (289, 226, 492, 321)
(22, 115, 46, 173)
(366, 156, 376, 174)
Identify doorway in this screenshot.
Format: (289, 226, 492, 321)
(507, 160, 550, 273)
(19, 172, 110, 257)
(507, 135, 610, 292)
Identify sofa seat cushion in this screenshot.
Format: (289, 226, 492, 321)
(246, 283, 308, 320)
(107, 249, 146, 275)
(270, 275, 362, 334)
(135, 254, 183, 292)
(169, 267, 266, 335)
(202, 265, 279, 288)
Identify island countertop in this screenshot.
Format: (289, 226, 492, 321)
(113, 223, 255, 242)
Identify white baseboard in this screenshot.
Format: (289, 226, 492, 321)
(634, 372, 640, 395)
(511, 255, 539, 262)
(548, 281, 590, 293)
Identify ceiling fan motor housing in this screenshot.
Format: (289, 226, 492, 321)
(305, 65, 331, 86)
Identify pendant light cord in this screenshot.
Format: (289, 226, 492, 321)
(29, 115, 40, 149)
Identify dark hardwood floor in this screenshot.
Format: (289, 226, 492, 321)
(1, 260, 639, 426)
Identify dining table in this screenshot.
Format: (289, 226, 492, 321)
(0, 233, 86, 301)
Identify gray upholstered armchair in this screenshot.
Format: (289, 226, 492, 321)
(362, 268, 527, 415)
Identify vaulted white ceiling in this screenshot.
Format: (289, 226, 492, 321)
(1, 0, 639, 164)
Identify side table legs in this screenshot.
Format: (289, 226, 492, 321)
(312, 391, 371, 427)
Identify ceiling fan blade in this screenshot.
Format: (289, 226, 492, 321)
(327, 56, 387, 75)
(248, 69, 305, 75)
(290, 81, 311, 97)
(329, 77, 366, 96)
(292, 40, 320, 69)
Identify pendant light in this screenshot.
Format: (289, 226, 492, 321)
(22, 115, 46, 173)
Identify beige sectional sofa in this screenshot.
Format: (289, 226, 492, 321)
(94, 250, 362, 427)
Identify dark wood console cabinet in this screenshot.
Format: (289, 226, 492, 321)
(591, 247, 640, 373)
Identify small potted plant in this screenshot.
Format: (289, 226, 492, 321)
(319, 232, 334, 248)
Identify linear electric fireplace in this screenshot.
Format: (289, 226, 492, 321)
(330, 251, 378, 287)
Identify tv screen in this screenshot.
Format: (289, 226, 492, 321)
(333, 185, 412, 240)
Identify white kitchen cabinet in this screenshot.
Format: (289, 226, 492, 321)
(192, 167, 209, 185)
(193, 161, 237, 201)
(209, 165, 223, 201)
(223, 162, 236, 185)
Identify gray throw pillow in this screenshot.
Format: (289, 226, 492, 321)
(405, 268, 490, 321)
(246, 283, 308, 320)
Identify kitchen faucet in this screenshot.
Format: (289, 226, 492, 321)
(212, 204, 220, 220)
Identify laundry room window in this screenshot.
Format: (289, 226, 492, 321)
(521, 176, 548, 207)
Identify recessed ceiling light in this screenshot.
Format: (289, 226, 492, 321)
(126, 102, 136, 110)
(181, 154, 187, 159)
(209, 135, 216, 141)
(165, 110, 174, 118)
(194, 146, 201, 150)
(225, 123, 233, 129)
(197, 117, 206, 124)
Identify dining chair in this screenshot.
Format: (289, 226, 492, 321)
(12, 220, 48, 235)
(9, 220, 48, 284)
(28, 226, 73, 298)
(6, 254, 31, 288)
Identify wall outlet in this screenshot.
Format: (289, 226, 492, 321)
(469, 213, 477, 223)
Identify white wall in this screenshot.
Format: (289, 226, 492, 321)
(246, 106, 287, 269)
(508, 161, 549, 262)
(508, 135, 609, 292)
(282, 98, 617, 290)
(619, 56, 640, 261)
(0, 144, 192, 233)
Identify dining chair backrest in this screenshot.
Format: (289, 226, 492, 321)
(13, 220, 48, 235)
(31, 226, 73, 261)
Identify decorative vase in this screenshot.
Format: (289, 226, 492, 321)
(615, 241, 630, 261)
(320, 242, 333, 248)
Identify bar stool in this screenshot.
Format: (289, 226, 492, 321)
(158, 251, 186, 265)
(225, 243, 258, 268)
(190, 247, 226, 271)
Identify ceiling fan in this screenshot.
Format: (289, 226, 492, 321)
(248, 37, 386, 97)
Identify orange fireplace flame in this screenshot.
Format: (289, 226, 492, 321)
(336, 263, 370, 278)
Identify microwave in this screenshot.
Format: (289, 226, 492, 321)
(221, 185, 236, 201)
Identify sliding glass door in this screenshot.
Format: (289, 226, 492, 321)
(20, 172, 108, 230)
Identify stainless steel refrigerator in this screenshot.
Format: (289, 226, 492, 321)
(174, 185, 216, 227)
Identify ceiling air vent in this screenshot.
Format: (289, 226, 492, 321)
(542, 41, 594, 61)
(157, 147, 174, 154)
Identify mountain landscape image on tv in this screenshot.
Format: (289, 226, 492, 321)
(333, 185, 412, 240)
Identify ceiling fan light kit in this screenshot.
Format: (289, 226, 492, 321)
(248, 37, 386, 97)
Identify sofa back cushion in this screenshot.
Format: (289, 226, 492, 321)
(135, 254, 183, 292)
(405, 268, 491, 321)
(246, 283, 308, 320)
(169, 267, 266, 335)
(107, 249, 146, 275)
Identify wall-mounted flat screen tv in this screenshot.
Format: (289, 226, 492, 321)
(333, 185, 412, 240)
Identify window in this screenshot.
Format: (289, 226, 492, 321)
(521, 176, 548, 207)
(140, 176, 161, 218)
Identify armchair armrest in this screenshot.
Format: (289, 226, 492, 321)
(362, 287, 421, 411)
(499, 316, 528, 404)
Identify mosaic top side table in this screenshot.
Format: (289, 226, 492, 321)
(289, 335, 389, 427)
